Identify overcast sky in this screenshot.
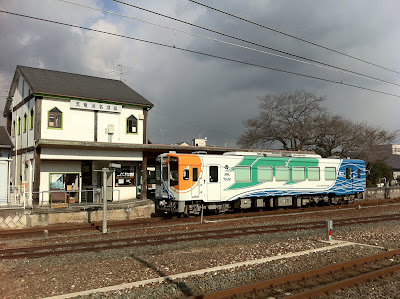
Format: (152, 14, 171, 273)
(1, 0, 399, 147)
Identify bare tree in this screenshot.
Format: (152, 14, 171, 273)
(347, 124, 398, 163)
(314, 118, 397, 161)
(314, 115, 362, 157)
(238, 90, 398, 163)
(237, 90, 327, 151)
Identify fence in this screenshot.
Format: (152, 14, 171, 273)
(0, 188, 121, 209)
(0, 185, 28, 208)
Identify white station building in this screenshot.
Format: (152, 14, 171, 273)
(3, 65, 153, 205)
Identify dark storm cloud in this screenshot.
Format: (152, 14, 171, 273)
(0, 0, 399, 147)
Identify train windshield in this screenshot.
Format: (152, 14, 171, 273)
(169, 157, 179, 187)
(156, 156, 168, 185)
(156, 163, 161, 186)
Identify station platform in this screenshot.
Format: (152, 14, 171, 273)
(0, 199, 155, 230)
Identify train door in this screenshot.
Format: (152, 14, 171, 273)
(191, 164, 201, 198)
(207, 165, 221, 201)
(345, 166, 353, 190)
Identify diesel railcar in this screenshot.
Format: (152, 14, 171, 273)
(155, 151, 366, 215)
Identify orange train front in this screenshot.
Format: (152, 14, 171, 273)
(156, 152, 204, 214)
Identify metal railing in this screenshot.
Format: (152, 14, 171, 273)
(0, 185, 28, 208)
(37, 189, 103, 208)
(0, 188, 121, 209)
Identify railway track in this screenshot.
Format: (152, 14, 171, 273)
(0, 217, 166, 239)
(188, 248, 400, 298)
(2, 200, 399, 241)
(1, 213, 399, 260)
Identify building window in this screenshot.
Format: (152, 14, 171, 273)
(48, 107, 62, 128)
(235, 166, 251, 182)
(30, 109, 34, 130)
(126, 115, 137, 134)
(12, 121, 15, 137)
(23, 113, 27, 133)
(115, 166, 136, 187)
(17, 117, 21, 135)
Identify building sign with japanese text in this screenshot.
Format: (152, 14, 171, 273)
(70, 100, 122, 113)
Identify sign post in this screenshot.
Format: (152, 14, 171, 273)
(98, 163, 120, 234)
(326, 220, 333, 242)
(102, 168, 108, 234)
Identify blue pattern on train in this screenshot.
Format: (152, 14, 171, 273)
(227, 159, 366, 201)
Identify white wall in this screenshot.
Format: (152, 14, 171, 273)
(41, 98, 95, 142)
(115, 186, 137, 201)
(11, 77, 35, 151)
(40, 97, 145, 144)
(96, 105, 144, 144)
(40, 148, 142, 161)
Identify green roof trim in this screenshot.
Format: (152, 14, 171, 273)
(34, 93, 151, 109)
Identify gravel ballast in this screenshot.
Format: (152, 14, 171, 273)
(1, 202, 399, 298)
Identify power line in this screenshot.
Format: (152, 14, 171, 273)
(111, 0, 400, 88)
(152, 110, 236, 139)
(57, 0, 400, 89)
(1, 9, 400, 100)
(188, 0, 400, 76)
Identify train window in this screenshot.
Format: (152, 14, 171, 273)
(276, 166, 289, 181)
(235, 166, 251, 182)
(193, 168, 198, 182)
(358, 169, 361, 178)
(183, 168, 190, 180)
(258, 166, 273, 182)
(292, 167, 305, 181)
(209, 166, 218, 182)
(325, 167, 336, 180)
(346, 167, 351, 180)
(308, 167, 320, 181)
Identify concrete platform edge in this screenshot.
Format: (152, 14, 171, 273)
(0, 200, 155, 229)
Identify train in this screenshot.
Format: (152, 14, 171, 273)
(155, 151, 366, 215)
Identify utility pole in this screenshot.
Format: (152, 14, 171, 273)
(102, 167, 108, 234)
(98, 163, 120, 234)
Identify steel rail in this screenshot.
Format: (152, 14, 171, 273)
(1, 213, 398, 253)
(1, 211, 397, 239)
(0, 217, 164, 238)
(287, 264, 400, 298)
(1, 214, 399, 260)
(188, 249, 400, 299)
(1, 202, 398, 239)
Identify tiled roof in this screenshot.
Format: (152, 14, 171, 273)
(17, 65, 153, 107)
